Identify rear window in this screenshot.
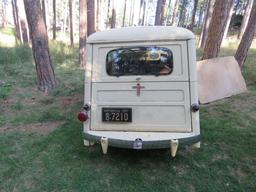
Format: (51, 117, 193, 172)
(106, 47, 173, 76)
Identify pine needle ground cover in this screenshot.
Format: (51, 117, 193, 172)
(0, 28, 255, 191)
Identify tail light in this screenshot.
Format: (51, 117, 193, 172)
(77, 111, 88, 122)
(191, 103, 200, 112)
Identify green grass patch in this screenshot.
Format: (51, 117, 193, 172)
(0, 27, 15, 36)
(0, 84, 12, 99)
(0, 27, 255, 191)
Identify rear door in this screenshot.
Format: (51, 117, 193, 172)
(90, 41, 191, 132)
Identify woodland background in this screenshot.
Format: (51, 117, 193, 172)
(0, 0, 256, 191)
(1, 0, 255, 91)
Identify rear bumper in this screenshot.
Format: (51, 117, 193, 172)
(83, 131, 201, 149)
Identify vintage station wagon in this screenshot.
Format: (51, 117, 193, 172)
(77, 26, 200, 157)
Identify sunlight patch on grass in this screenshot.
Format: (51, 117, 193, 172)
(0, 27, 17, 47)
(0, 33, 16, 47)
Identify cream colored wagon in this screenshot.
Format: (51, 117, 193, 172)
(77, 26, 200, 157)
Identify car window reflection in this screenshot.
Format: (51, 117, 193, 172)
(106, 47, 173, 76)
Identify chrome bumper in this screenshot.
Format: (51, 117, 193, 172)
(83, 132, 201, 150)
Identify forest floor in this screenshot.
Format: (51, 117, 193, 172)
(0, 27, 256, 192)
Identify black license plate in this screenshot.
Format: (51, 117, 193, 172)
(102, 108, 132, 122)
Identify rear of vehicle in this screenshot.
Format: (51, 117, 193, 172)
(79, 26, 200, 156)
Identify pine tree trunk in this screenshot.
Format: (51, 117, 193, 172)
(197, 3, 204, 27)
(122, 0, 127, 27)
(107, 0, 111, 27)
(189, 0, 198, 31)
(20, 18, 29, 43)
(184, 8, 190, 27)
(161, 0, 166, 25)
(53, 0, 56, 40)
(221, 0, 235, 45)
(199, 0, 215, 49)
(178, 0, 187, 27)
(87, 0, 95, 35)
(69, 0, 74, 46)
(79, 0, 87, 67)
(111, 8, 116, 28)
(17, 0, 29, 43)
(12, 0, 18, 32)
(144, 1, 149, 25)
(1, 1, 7, 27)
(171, 0, 179, 26)
(235, 2, 256, 68)
(131, 0, 135, 26)
(14, 0, 23, 42)
(129, 0, 133, 26)
(62, 1, 68, 41)
(11, 0, 21, 41)
(138, 0, 144, 26)
(155, 0, 166, 25)
(178, 1, 184, 26)
(23, 0, 56, 92)
(202, 0, 234, 60)
(165, 0, 173, 25)
(96, 0, 100, 31)
(238, 0, 254, 39)
(142, 0, 146, 25)
(42, 0, 47, 30)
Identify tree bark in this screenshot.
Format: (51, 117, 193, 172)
(87, 0, 95, 35)
(178, 0, 188, 27)
(16, 0, 29, 43)
(155, 0, 166, 25)
(62, 0, 68, 41)
(131, 0, 135, 25)
(108, 0, 115, 28)
(235, 2, 256, 68)
(189, 0, 198, 31)
(122, 0, 127, 27)
(111, 8, 116, 28)
(165, 0, 173, 25)
(42, 0, 47, 30)
(14, 0, 23, 42)
(106, 0, 111, 27)
(238, 0, 254, 39)
(12, 0, 21, 41)
(69, 0, 74, 46)
(96, 0, 100, 31)
(171, 0, 179, 26)
(129, 0, 133, 26)
(199, 0, 215, 49)
(53, 0, 56, 40)
(79, 0, 87, 67)
(142, 0, 146, 25)
(2, 0, 8, 27)
(138, 0, 144, 26)
(184, 7, 190, 27)
(12, 0, 18, 31)
(202, 0, 234, 60)
(221, 0, 235, 45)
(197, 2, 204, 27)
(23, 0, 56, 92)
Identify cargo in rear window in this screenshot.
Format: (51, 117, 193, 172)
(106, 47, 173, 76)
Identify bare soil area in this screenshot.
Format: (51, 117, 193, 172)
(0, 121, 64, 135)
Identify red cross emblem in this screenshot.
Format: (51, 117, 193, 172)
(132, 83, 145, 96)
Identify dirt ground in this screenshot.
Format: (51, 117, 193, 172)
(0, 121, 64, 135)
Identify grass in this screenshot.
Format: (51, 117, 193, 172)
(0, 27, 256, 191)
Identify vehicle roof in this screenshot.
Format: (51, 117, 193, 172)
(87, 26, 195, 44)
